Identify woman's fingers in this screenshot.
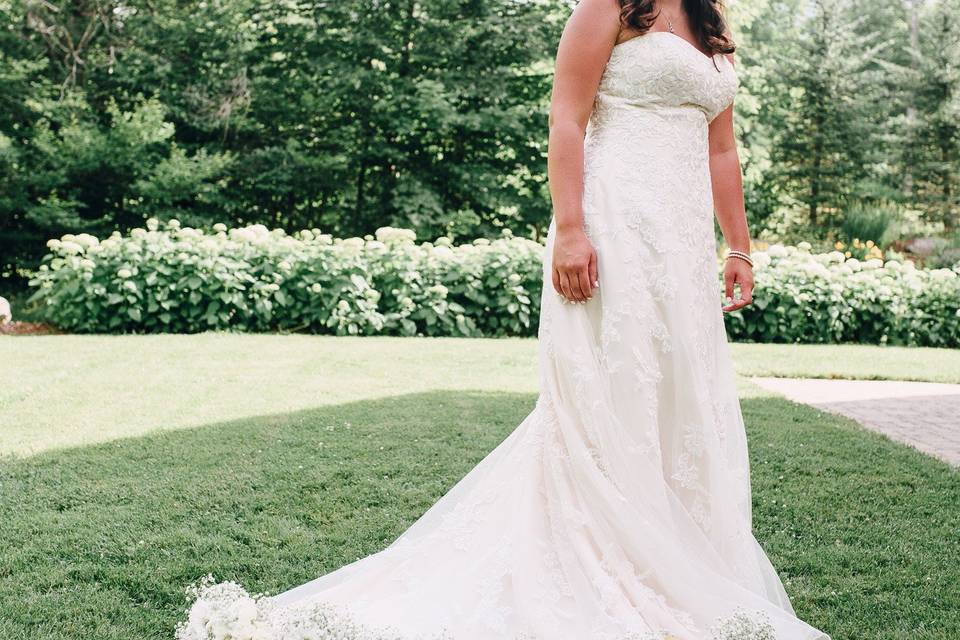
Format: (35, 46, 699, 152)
(740, 278, 754, 305)
(576, 269, 593, 302)
(588, 251, 599, 289)
(556, 262, 597, 304)
(567, 269, 586, 302)
(559, 270, 576, 302)
(721, 269, 754, 312)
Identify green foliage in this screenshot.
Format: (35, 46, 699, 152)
(27, 222, 543, 337)
(27, 223, 960, 346)
(725, 243, 960, 347)
(0, 0, 565, 288)
(838, 201, 900, 247)
(5, 0, 960, 301)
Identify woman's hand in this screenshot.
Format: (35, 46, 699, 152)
(721, 258, 753, 312)
(552, 227, 598, 304)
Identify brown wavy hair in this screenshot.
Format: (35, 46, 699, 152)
(619, 0, 736, 56)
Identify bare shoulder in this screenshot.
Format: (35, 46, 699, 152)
(561, 0, 622, 49)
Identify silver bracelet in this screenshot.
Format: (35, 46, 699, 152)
(725, 250, 753, 267)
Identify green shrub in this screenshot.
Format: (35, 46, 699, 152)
(725, 243, 960, 347)
(27, 221, 542, 337)
(839, 201, 901, 248)
(28, 223, 960, 346)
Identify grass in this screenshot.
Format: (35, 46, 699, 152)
(730, 343, 960, 384)
(0, 336, 958, 639)
(0, 335, 539, 455)
(2, 336, 957, 456)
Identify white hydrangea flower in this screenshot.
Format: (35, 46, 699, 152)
(797, 241, 812, 252)
(213, 223, 228, 233)
(74, 233, 100, 248)
(117, 268, 133, 279)
(374, 226, 417, 244)
(766, 244, 787, 258)
(750, 252, 771, 268)
(146, 218, 160, 231)
(60, 241, 83, 255)
(826, 251, 845, 263)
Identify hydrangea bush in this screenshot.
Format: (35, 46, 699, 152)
(725, 242, 960, 347)
(28, 222, 960, 346)
(28, 220, 542, 337)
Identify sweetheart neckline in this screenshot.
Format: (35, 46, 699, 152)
(613, 30, 725, 66)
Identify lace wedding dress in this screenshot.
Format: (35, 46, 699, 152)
(178, 31, 830, 640)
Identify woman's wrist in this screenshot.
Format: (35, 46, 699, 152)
(725, 249, 753, 267)
(555, 218, 585, 234)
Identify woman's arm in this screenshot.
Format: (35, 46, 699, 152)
(547, 0, 621, 303)
(708, 55, 754, 312)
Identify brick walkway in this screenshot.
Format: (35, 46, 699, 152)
(750, 377, 960, 467)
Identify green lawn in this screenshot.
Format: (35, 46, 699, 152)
(0, 336, 958, 639)
(730, 343, 960, 384)
(2, 336, 958, 456)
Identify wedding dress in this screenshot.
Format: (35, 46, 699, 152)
(178, 31, 830, 640)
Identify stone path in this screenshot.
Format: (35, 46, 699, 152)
(750, 377, 960, 467)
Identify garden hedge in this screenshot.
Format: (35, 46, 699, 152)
(28, 221, 960, 346)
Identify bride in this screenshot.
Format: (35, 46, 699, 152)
(179, 1, 830, 638)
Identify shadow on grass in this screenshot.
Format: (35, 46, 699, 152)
(0, 391, 957, 640)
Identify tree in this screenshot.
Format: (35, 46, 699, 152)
(771, 0, 891, 232)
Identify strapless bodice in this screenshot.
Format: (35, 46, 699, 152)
(590, 31, 738, 128)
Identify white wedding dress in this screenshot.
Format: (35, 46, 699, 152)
(178, 31, 830, 640)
